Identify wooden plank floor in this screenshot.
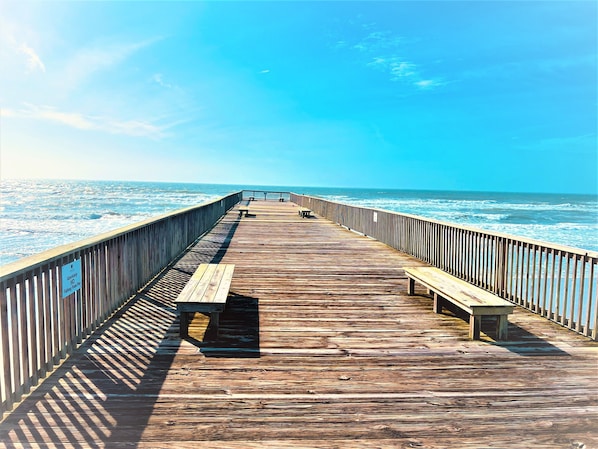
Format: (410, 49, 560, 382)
(1, 201, 597, 448)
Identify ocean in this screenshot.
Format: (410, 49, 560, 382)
(1, 179, 596, 266)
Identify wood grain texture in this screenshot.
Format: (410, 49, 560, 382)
(1, 201, 596, 448)
(291, 194, 598, 340)
(405, 267, 514, 310)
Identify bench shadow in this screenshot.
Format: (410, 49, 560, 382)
(439, 302, 570, 356)
(186, 293, 260, 358)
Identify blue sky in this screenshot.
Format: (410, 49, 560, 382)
(1, 1, 596, 193)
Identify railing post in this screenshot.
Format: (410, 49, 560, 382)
(0, 191, 244, 412)
(293, 193, 597, 340)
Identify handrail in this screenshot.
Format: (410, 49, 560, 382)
(0, 192, 242, 415)
(2, 188, 595, 418)
(242, 189, 291, 201)
(291, 193, 598, 341)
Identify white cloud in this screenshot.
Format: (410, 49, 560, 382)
(341, 22, 445, 90)
(367, 57, 387, 67)
(2, 104, 165, 139)
(64, 38, 160, 87)
(353, 31, 402, 53)
(18, 42, 46, 73)
(152, 73, 173, 89)
(0, 26, 46, 74)
(415, 79, 445, 89)
(368, 56, 442, 89)
(388, 61, 417, 80)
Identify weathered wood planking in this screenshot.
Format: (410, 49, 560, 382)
(0, 201, 596, 448)
(292, 194, 598, 340)
(0, 193, 242, 415)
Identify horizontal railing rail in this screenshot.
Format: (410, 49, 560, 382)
(291, 193, 598, 341)
(242, 190, 291, 201)
(0, 192, 242, 415)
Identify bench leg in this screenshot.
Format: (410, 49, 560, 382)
(179, 311, 189, 338)
(469, 315, 481, 340)
(433, 293, 443, 314)
(209, 311, 220, 337)
(496, 315, 509, 340)
(407, 278, 415, 295)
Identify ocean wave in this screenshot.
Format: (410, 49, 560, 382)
(1, 181, 596, 265)
(87, 211, 130, 220)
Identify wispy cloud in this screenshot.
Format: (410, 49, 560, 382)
(340, 23, 444, 90)
(367, 56, 444, 89)
(64, 37, 161, 87)
(368, 58, 416, 79)
(353, 31, 403, 54)
(2, 104, 166, 139)
(415, 79, 444, 89)
(19, 42, 46, 73)
(1, 28, 46, 74)
(152, 73, 173, 89)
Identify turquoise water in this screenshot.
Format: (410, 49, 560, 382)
(1, 179, 596, 266)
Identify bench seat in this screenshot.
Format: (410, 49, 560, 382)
(298, 207, 312, 218)
(175, 263, 235, 338)
(404, 266, 514, 340)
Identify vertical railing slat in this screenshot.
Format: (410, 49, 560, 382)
(9, 281, 21, 404)
(0, 192, 241, 417)
(0, 281, 13, 413)
(291, 193, 597, 341)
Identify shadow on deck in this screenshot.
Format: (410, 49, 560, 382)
(0, 201, 596, 448)
(0, 215, 246, 446)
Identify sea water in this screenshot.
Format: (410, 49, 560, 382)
(1, 179, 596, 266)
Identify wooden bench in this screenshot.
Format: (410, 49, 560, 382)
(298, 207, 312, 218)
(239, 200, 250, 217)
(175, 264, 235, 338)
(404, 266, 514, 340)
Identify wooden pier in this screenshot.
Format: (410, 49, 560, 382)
(1, 200, 597, 448)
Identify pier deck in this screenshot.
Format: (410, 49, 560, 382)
(1, 201, 597, 448)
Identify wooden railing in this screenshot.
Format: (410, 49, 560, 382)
(291, 194, 598, 341)
(2, 189, 595, 417)
(0, 192, 241, 414)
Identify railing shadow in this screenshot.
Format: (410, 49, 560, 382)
(207, 219, 240, 264)
(0, 215, 244, 446)
(0, 262, 181, 447)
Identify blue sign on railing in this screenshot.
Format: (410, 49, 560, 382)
(61, 259, 82, 298)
